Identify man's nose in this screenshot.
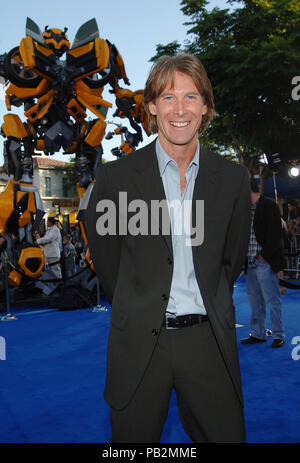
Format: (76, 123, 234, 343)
(173, 99, 185, 115)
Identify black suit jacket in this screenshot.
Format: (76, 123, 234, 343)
(253, 195, 286, 273)
(86, 139, 251, 410)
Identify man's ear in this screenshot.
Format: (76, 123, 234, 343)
(148, 101, 157, 116)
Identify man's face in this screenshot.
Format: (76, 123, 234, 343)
(148, 71, 207, 152)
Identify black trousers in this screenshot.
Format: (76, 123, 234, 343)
(110, 320, 246, 443)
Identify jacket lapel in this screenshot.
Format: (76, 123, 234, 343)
(131, 140, 173, 254)
(192, 146, 219, 256)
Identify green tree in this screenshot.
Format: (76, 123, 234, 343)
(64, 157, 79, 197)
(151, 0, 300, 179)
(63, 155, 108, 198)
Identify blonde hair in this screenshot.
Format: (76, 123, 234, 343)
(143, 53, 215, 134)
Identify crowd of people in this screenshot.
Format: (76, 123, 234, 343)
(0, 218, 86, 297)
(35, 218, 86, 280)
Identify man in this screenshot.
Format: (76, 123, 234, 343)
(241, 178, 285, 347)
(62, 234, 76, 277)
(55, 219, 63, 254)
(35, 217, 62, 279)
(86, 53, 251, 443)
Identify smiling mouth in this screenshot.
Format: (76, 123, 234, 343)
(170, 121, 190, 127)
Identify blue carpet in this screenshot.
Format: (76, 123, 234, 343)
(0, 276, 299, 443)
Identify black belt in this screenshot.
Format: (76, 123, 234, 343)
(163, 313, 209, 329)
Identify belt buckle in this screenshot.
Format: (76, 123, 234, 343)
(165, 313, 178, 330)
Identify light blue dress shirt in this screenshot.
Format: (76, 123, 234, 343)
(156, 138, 206, 316)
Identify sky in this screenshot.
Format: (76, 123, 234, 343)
(0, 0, 234, 164)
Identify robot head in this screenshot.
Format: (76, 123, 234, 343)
(43, 26, 70, 56)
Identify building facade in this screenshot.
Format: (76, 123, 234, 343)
(0, 156, 79, 226)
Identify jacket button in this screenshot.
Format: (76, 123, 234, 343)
(167, 257, 172, 265)
(162, 294, 168, 301)
(152, 329, 159, 336)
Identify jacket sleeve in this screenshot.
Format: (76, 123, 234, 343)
(223, 167, 251, 289)
(36, 226, 56, 245)
(86, 164, 122, 305)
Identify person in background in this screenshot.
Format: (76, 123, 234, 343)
(241, 178, 285, 348)
(35, 217, 62, 279)
(55, 219, 63, 254)
(72, 223, 85, 266)
(62, 234, 76, 277)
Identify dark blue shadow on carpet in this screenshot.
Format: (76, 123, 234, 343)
(0, 276, 299, 443)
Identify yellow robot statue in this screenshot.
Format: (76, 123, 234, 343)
(0, 17, 150, 291)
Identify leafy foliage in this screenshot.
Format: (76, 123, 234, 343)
(151, 0, 300, 173)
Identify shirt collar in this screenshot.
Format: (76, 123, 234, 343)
(155, 137, 200, 177)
